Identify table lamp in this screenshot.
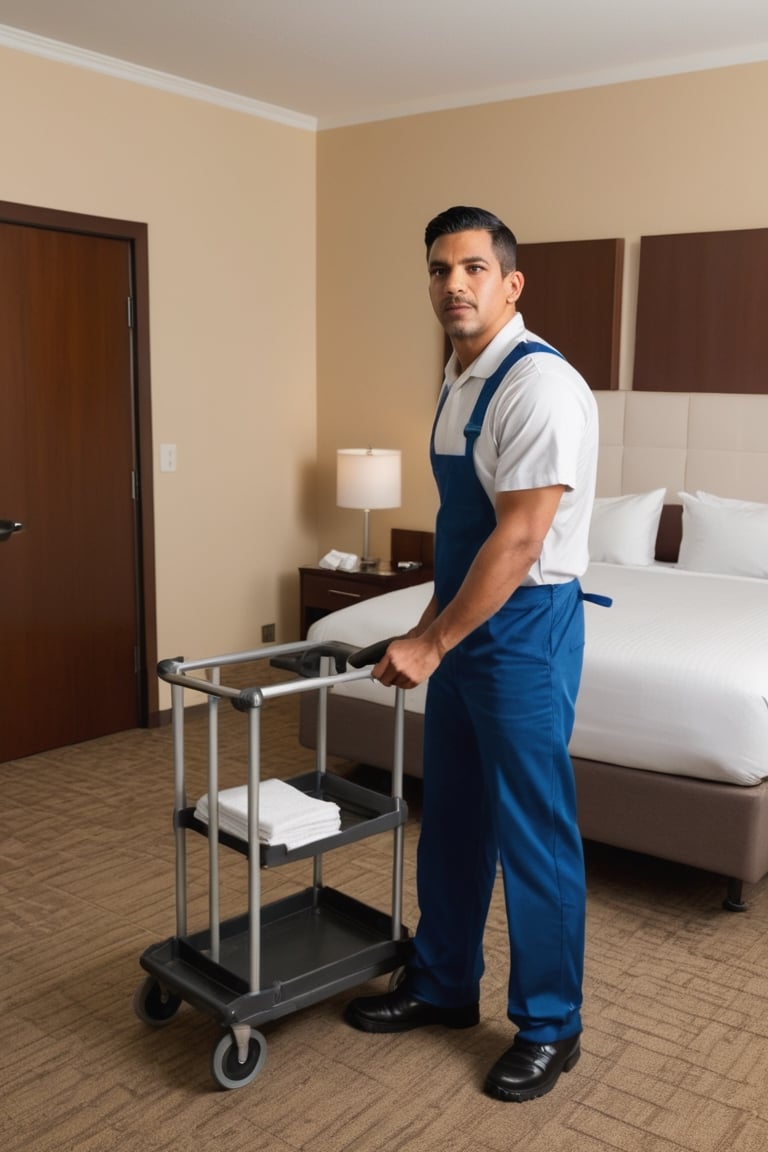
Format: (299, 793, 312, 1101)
(337, 448, 401, 569)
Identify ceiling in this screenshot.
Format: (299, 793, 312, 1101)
(1, 0, 768, 129)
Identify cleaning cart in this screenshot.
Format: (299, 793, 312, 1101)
(134, 639, 410, 1090)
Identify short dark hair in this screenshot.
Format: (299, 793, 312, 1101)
(424, 206, 518, 274)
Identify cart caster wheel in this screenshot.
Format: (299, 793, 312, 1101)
(211, 1028, 267, 1090)
(388, 965, 406, 992)
(133, 976, 182, 1027)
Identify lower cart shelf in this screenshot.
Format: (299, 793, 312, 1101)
(139, 885, 411, 1028)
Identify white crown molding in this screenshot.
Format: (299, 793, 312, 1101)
(0, 23, 317, 132)
(3, 20, 768, 134)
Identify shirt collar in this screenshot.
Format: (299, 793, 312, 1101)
(444, 313, 526, 389)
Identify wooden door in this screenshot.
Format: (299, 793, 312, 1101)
(0, 222, 142, 761)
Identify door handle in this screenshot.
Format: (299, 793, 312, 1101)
(0, 520, 23, 543)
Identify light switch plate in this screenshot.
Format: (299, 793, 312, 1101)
(160, 443, 177, 472)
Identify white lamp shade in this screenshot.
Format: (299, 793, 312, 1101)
(337, 449, 401, 510)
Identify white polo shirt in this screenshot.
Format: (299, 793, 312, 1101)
(434, 314, 598, 585)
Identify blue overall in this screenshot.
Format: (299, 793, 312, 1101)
(407, 342, 588, 1044)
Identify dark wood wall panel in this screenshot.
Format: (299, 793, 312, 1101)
(516, 238, 624, 390)
(634, 228, 768, 393)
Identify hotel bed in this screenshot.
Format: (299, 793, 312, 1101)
(300, 392, 768, 909)
(300, 561, 768, 909)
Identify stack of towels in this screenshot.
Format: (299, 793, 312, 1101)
(194, 778, 342, 851)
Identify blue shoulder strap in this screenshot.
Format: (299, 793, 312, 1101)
(464, 341, 564, 442)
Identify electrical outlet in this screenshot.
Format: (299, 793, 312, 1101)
(261, 623, 276, 643)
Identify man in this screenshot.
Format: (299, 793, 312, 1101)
(343, 206, 600, 1103)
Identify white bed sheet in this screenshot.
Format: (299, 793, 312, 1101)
(306, 564, 768, 786)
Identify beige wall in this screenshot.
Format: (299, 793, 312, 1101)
(0, 45, 317, 706)
(316, 62, 768, 558)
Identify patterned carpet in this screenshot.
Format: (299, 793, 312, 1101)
(3, 665, 768, 1151)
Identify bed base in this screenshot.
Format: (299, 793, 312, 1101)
(299, 693, 768, 909)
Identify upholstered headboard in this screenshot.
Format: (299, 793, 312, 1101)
(595, 391, 768, 502)
(595, 390, 768, 562)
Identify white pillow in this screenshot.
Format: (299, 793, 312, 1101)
(677, 492, 768, 578)
(588, 489, 666, 566)
(694, 490, 768, 511)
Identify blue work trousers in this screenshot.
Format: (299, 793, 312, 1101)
(407, 579, 586, 1043)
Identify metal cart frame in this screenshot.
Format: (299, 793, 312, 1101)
(135, 640, 411, 1089)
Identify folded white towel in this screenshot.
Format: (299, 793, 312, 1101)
(194, 778, 341, 851)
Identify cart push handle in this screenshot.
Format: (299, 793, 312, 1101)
(270, 638, 399, 678)
(347, 637, 400, 669)
(270, 641, 356, 678)
(271, 637, 399, 675)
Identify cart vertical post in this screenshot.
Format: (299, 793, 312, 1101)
(391, 687, 405, 941)
(312, 655, 331, 898)
(247, 704, 262, 993)
(208, 667, 221, 963)
(172, 682, 188, 939)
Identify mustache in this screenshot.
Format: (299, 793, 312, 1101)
(442, 297, 475, 311)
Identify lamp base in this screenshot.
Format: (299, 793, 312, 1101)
(359, 556, 379, 570)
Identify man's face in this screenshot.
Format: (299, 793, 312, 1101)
(427, 229, 522, 360)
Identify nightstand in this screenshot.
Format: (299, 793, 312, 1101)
(299, 529, 435, 638)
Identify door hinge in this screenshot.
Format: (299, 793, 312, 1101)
(127, 296, 135, 328)
(131, 470, 139, 500)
